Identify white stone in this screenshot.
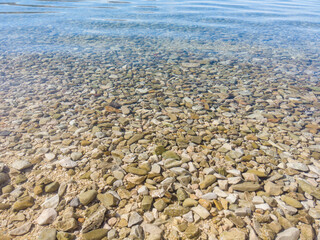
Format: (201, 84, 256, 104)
(255, 204, 271, 211)
(235, 207, 251, 216)
(45, 153, 56, 161)
(227, 177, 242, 185)
(252, 196, 264, 204)
(11, 160, 32, 171)
(213, 187, 228, 198)
(201, 192, 218, 200)
(227, 169, 241, 177)
(183, 211, 194, 222)
(275, 227, 300, 240)
(218, 180, 229, 190)
(58, 158, 77, 168)
(42, 194, 59, 209)
(138, 186, 149, 195)
(36, 208, 57, 225)
(191, 205, 210, 219)
(128, 212, 143, 227)
(287, 162, 309, 172)
(226, 194, 238, 204)
(71, 152, 82, 161)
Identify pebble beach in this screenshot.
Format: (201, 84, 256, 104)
(0, 0, 320, 240)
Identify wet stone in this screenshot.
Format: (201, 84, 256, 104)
(38, 228, 57, 240)
(82, 229, 108, 240)
(13, 196, 35, 211)
(79, 190, 98, 206)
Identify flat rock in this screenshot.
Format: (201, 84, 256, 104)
(220, 228, 246, 240)
(297, 179, 320, 199)
(58, 158, 77, 168)
(162, 150, 180, 160)
(11, 160, 32, 171)
(9, 222, 32, 236)
(127, 134, 144, 145)
(192, 205, 210, 219)
(13, 196, 34, 211)
(38, 228, 57, 240)
(79, 190, 97, 206)
(42, 194, 60, 209)
(199, 175, 217, 189)
(128, 212, 143, 227)
(97, 192, 119, 207)
(82, 229, 108, 240)
(36, 208, 57, 225)
(287, 162, 309, 172)
(232, 182, 261, 192)
(82, 206, 106, 233)
(265, 181, 283, 195)
(164, 205, 189, 217)
(275, 227, 300, 240)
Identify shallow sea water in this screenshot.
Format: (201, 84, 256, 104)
(1, 1, 320, 239)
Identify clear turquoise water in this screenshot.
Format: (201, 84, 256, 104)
(0, 0, 320, 57)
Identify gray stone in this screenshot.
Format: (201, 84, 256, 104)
(58, 158, 77, 168)
(0, 172, 9, 185)
(275, 227, 300, 240)
(71, 152, 83, 161)
(11, 160, 32, 171)
(128, 212, 143, 227)
(82, 206, 106, 233)
(38, 228, 56, 240)
(42, 194, 59, 209)
(9, 222, 32, 236)
(36, 208, 57, 225)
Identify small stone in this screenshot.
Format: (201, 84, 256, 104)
(79, 190, 97, 206)
(82, 206, 106, 233)
(13, 196, 34, 211)
(82, 229, 108, 240)
(154, 146, 166, 155)
(201, 192, 217, 200)
(15, 174, 27, 184)
(141, 196, 153, 211)
(220, 228, 246, 240)
(300, 224, 315, 240)
(281, 195, 303, 209)
(183, 198, 198, 207)
(275, 227, 300, 240)
(164, 204, 189, 217)
(11, 160, 32, 171)
(71, 152, 82, 161)
(42, 194, 60, 209)
(0, 172, 9, 185)
(97, 193, 119, 207)
(2, 184, 14, 193)
(154, 199, 167, 212)
(227, 214, 246, 228)
(38, 228, 57, 240)
(56, 231, 74, 240)
(34, 185, 43, 195)
(297, 179, 320, 199)
(162, 150, 180, 160)
(45, 153, 56, 161)
(125, 166, 148, 176)
(69, 197, 80, 207)
(9, 222, 32, 236)
(0, 203, 11, 210)
(56, 218, 78, 232)
(265, 182, 283, 195)
(59, 158, 77, 168)
(191, 205, 210, 219)
(287, 162, 309, 172)
(199, 175, 217, 189)
(185, 224, 200, 239)
(37, 208, 58, 225)
(127, 134, 144, 145)
(128, 212, 143, 227)
(232, 182, 261, 192)
(45, 182, 60, 193)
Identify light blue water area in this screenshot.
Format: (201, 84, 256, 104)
(0, 0, 320, 56)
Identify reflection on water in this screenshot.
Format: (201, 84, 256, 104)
(0, 0, 319, 66)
